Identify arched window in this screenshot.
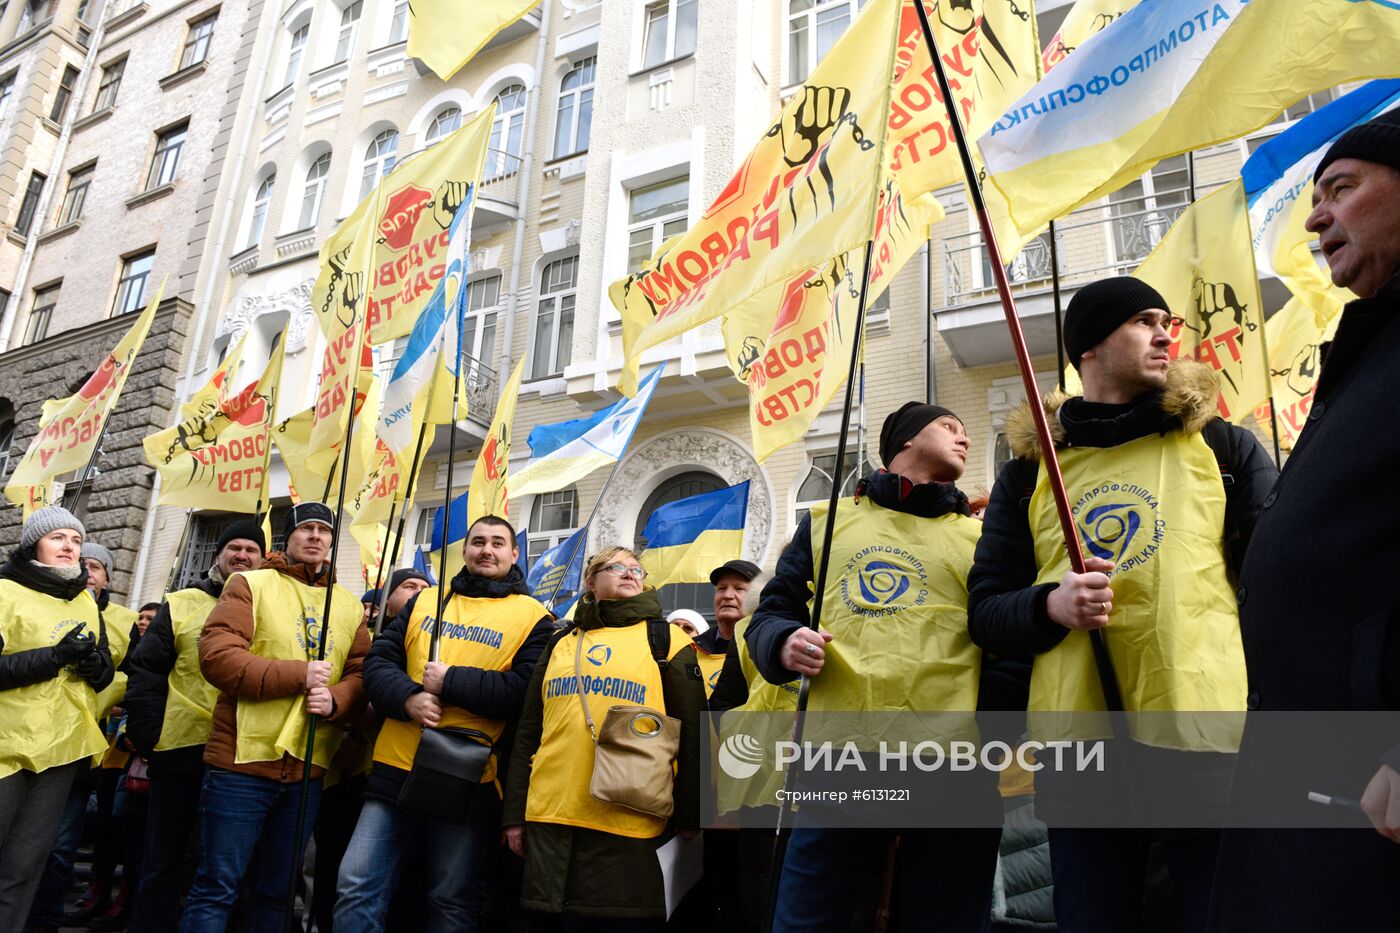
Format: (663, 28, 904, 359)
(486, 84, 527, 180)
(553, 57, 595, 159)
(634, 470, 725, 619)
(794, 451, 871, 525)
(298, 152, 330, 230)
(247, 173, 275, 248)
(360, 129, 398, 199)
(284, 23, 308, 87)
(425, 106, 461, 146)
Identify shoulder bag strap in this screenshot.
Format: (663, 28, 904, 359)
(572, 629, 598, 743)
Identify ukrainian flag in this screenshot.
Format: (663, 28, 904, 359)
(527, 526, 586, 611)
(640, 482, 750, 589)
(427, 489, 470, 583)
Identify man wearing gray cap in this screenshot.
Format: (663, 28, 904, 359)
(181, 503, 368, 932)
(1209, 108, 1400, 931)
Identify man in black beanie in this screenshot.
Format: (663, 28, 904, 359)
(967, 276, 1275, 933)
(1209, 108, 1400, 931)
(746, 402, 1009, 930)
(124, 519, 265, 932)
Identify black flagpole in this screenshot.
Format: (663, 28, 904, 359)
(65, 406, 115, 511)
(430, 355, 465, 665)
(1049, 220, 1067, 391)
(371, 420, 432, 634)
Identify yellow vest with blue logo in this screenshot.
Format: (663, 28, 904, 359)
(1028, 429, 1246, 750)
(374, 586, 544, 785)
(734, 616, 799, 714)
(155, 588, 220, 752)
(526, 621, 689, 839)
(0, 580, 107, 778)
(807, 497, 983, 713)
(716, 616, 799, 814)
(233, 568, 362, 769)
(695, 645, 726, 700)
(93, 602, 136, 718)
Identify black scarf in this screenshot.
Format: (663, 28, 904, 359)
(572, 589, 665, 632)
(0, 548, 91, 601)
(450, 563, 531, 600)
(1056, 391, 1176, 448)
(854, 470, 971, 519)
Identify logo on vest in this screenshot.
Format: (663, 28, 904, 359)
(417, 617, 505, 649)
(297, 606, 333, 658)
(1072, 483, 1167, 573)
(47, 618, 89, 642)
(839, 546, 929, 617)
(708, 668, 722, 690)
(586, 644, 613, 667)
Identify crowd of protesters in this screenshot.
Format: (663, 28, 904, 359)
(0, 109, 1397, 933)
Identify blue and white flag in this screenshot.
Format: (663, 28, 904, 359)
(510, 364, 666, 497)
(378, 188, 476, 455)
(527, 526, 587, 609)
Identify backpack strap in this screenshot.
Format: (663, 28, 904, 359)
(647, 617, 671, 673)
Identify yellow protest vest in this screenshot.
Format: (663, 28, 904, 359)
(375, 586, 544, 784)
(716, 616, 798, 815)
(233, 568, 362, 769)
(695, 646, 725, 700)
(93, 602, 136, 718)
(155, 587, 220, 751)
(0, 581, 107, 778)
(1028, 430, 1246, 750)
(807, 497, 983, 713)
(733, 616, 800, 714)
(526, 621, 688, 839)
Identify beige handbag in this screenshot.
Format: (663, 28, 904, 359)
(574, 624, 681, 819)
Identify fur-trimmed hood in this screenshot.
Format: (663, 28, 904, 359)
(1006, 360, 1220, 461)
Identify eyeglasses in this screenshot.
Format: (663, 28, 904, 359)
(604, 563, 647, 580)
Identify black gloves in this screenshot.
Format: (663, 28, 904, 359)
(53, 625, 97, 665)
(74, 650, 107, 686)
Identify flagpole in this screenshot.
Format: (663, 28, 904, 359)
(367, 499, 397, 616)
(763, 239, 875, 933)
(1049, 220, 1067, 391)
(65, 406, 115, 511)
(537, 455, 626, 612)
(910, 3, 1125, 716)
(430, 363, 465, 665)
(164, 508, 195, 592)
(253, 330, 286, 528)
(373, 404, 436, 634)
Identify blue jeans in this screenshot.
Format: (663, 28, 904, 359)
(178, 768, 322, 933)
(1048, 828, 1219, 933)
(333, 797, 498, 932)
(773, 825, 1000, 933)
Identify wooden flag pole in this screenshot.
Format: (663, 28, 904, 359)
(911, 1, 1125, 714)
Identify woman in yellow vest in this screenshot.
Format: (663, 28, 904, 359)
(0, 506, 114, 930)
(503, 546, 706, 929)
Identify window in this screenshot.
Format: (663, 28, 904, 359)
(0, 73, 15, 120)
(15, 171, 45, 236)
(787, 0, 865, 85)
(634, 471, 723, 619)
(359, 128, 398, 199)
(464, 275, 500, 367)
(1107, 155, 1189, 265)
(0, 413, 14, 480)
(388, 0, 408, 43)
(284, 24, 308, 87)
(795, 450, 872, 524)
(247, 174, 275, 247)
(531, 257, 577, 379)
(425, 107, 461, 146)
(146, 122, 187, 189)
(50, 66, 78, 122)
(179, 13, 217, 69)
(26, 285, 58, 345)
(174, 508, 290, 588)
(486, 85, 526, 180)
(642, 0, 697, 69)
(553, 57, 595, 159)
(529, 489, 580, 566)
(19, 0, 51, 32)
(627, 176, 688, 273)
(94, 58, 124, 111)
(113, 250, 154, 316)
(57, 164, 93, 226)
(335, 2, 362, 63)
(298, 152, 330, 229)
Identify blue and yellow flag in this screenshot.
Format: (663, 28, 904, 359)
(527, 526, 586, 611)
(427, 488, 471, 583)
(641, 482, 750, 590)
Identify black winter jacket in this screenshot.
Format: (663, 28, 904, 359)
(362, 564, 552, 805)
(966, 361, 1276, 659)
(0, 549, 114, 693)
(124, 575, 222, 776)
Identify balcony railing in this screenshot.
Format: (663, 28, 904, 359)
(374, 348, 498, 426)
(482, 148, 522, 184)
(942, 187, 1199, 307)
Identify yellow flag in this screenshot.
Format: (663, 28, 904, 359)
(275, 376, 380, 507)
(467, 356, 524, 524)
(1041, 0, 1140, 72)
(350, 521, 391, 590)
(312, 107, 495, 346)
(144, 332, 287, 512)
(408, 0, 537, 82)
(718, 0, 1041, 460)
(5, 280, 164, 510)
(1252, 295, 1341, 450)
(349, 414, 430, 528)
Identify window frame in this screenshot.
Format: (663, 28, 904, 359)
(335, 1, 363, 64)
(359, 128, 398, 200)
(15, 171, 46, 236)
(246, 173, 275, 248)
(626, 175, 689, 275)
(530, 256, 578, 380)
(486, 85, 527, 180)
(793, 450, 872, 525)
(464, 274, 502, 367)
(284, 24, 308, 87)
(424, 106, 462, 146)
(112, 250, 155, 317)
(553, 57, 596, 160)
(146, 122, 188, 190)
(93, 57, 125, 111)
(641, 0, 698, 70)
(0, 72, 15, 120)
(388, 0, 408, 44)
(57, 163, 94, 226)
(785, 0, 865, 87)
(50, 65, 78, 123)
(179, 12, 218, 70)
(298, 151, 331, 230)
(528, 488, 581, 567)
(26, 285, 59, 346)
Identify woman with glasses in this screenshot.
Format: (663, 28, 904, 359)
(503, 546, 706, 932)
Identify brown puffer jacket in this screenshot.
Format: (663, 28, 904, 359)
(199, 551, 370, 783)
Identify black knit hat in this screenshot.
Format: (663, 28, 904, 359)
(387, 568, 430, 596)
(879, 402, 962, 467)
(283, 502, 335, 541)
(216, 519, 266, 555)
(1314, 108, 1400, 182)
(1063, 277, 1170, 369)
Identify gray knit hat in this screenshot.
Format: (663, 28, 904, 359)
(20, 505, 85, 549)
(80, 542, 115, 577)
